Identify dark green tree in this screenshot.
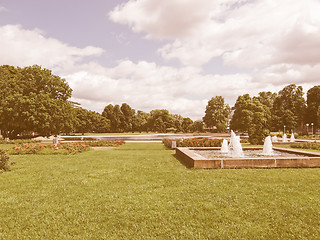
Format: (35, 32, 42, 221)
(230, 94, 253, 132)
(271, 84, 306, 132)
(147, 109, 174, 132)
(120, 103, 135, 132)
(230, 94, 270, 144)
(306, 85, 320, 131)
(192, 120, 204, 132)
(247, 100, 270, 144)
(132, 110, 149, 132)
(102, 104, 124, 132)
(0, 65, 73, 138)
(203, 96, 231, 132)
(182, 117, 194, 133)
(253, 91, 277, 130)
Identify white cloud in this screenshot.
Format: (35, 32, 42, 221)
(0, 25, 104, 71)
(63, 60, 255, 120)
(1, 1, 319, 121)
(0, 5, 7, 12)
(109, 0, 216, 39)
(110, 0, 320, 71)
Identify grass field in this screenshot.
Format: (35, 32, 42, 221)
(1, 143, 320, 239)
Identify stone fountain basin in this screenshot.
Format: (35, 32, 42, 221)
(175, 147, 320, 169)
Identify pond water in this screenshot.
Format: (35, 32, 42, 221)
(194, 149, 306, 159)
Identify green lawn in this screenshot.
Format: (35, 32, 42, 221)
(1, 143, 320, 239)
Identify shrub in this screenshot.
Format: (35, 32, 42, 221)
(6, 140, 124, 155)
(290, 142, 320, 150)
(81, 140, 125, 147)
(163, 138, 223, 148)
(0, 139, 40, 144)
(0, 149, 10, 171)
(8, 143, 91, 155)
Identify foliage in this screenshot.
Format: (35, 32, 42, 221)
(0, 139, 40, 144)
(102, 104, 195, 133)
(306, 85, 320, 131)
(162, 138, 223, 148)
(203, 96, 231, 132)
(192, 120, 204, 132)
(1, 143, 320, 239)
(0, 65, 74, 138)
(147, 109, 175, 132)
(6, 140, 124, 155)
(0, 149, 10, 171)
(230, 94, 254, 132)
(230, 94, 270, 144)
(8, 143, 91, 155)
(74, 107, 110, 134)
(247, 100, 270, 144)
(290, 142, 320, 151)
(81, 140, 124, 147)
(271, 84, 306, 132)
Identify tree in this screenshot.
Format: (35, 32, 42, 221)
(203, 96, 231, 132)
(306, 85, 320, 131)
(147, 109, 174, 132)
(120, 103, 135, 132)
(132, 110, 149, 132)
(247, 100, 270, 144)
(271, 84, 306, 132)
(74, 107, 92, 135)
(230, 94, 253, 132)
(182, 117, 194, 133)
(253, 91, 277, 130)
(230, 94, 269, 144)
(253, 91, 277, 109)
(192, 120, 204, 132)
(102, 104, 124, 132)
(0, 65, 73, 138)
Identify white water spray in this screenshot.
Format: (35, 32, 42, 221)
(282, 134, 288, 143)
(290, 133, 295, 142)
(229, 130, 244, 157)
(262, 136, 273, 155)
(221, 139, 229, 153)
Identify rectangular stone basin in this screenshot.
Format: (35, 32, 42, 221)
(175, 147, 320, 169)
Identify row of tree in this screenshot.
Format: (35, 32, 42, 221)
(203, 84, 320, 144)
(1, 64, 319, 141)
(0, 65, 201, 138)
(74, 104, 201, 134)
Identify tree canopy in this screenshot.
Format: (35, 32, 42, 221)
(271, 84, 305, 132)
(0, 65, 73, 138)
(306, 85, 320, 131)
(203, 96, 231, 132)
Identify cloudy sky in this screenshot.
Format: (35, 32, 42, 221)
(0, 0, 319, 120)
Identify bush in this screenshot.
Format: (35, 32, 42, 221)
(290, 142, 320, 150)
(0, 139, 40, 144)
(8, 143, 91, 155)
(0, 149, 10, 171)
(82, 140, 125, 147)
(163, 138, 223, 148)
(6, 140, 125, 155)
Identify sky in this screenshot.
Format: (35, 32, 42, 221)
(0, 0, 320, 120)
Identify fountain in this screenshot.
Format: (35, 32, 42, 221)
(282, 134, 288, 143)
(220, 139, 229, 153)
(229, 130, 244, 157)
(262, 136, 273, 155)
(176, 131, 320, 169)
(290, 133, 295, 142)
(272, 135, 278, 142)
